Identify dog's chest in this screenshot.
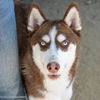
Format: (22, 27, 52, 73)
(29, 78, 72, 100)
(44, 73, 70, 92)
(41, 73, 71, 100)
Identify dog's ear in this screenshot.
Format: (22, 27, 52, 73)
(27, 4, 46, 32)
(63, 3, 82, 36)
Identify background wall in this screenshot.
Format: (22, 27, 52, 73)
(24, 0, 100, 100)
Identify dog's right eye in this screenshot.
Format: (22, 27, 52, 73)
(39, 40, 50, 50)
(40, 41, 46, 46)
(62, 41, 68, 46)
(61, 40, 69, 47)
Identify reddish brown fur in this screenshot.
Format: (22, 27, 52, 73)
(21, 49, 46, 98)
(30, 20, 80, 52)
(15, 2, 46, 98)
(15, 1, 81, 98)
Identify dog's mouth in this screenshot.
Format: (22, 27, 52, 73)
(48, 74, 60, 80)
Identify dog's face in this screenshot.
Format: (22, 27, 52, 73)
(27, 3, 82, 80)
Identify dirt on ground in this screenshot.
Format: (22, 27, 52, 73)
(24, 0, 100, 100)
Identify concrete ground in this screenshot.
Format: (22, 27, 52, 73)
(24, 0, 100, 100)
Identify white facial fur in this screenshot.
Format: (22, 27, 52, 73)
(32, 26, 76, 100)
(57, 34, 66, 43)
(42, 35, 50, 43)
(32, 26, 76, 76)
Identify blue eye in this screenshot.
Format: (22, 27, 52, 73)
(40, 41, 46, 46)
(62, 41, 68, 46)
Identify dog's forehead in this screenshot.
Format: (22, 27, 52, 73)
(42, 35, 50, 43)
(32, 21, 78, 44)
(37, 21, 65, 36)
(41, 24, 67, 43)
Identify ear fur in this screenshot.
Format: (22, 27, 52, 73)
(63, 2, 82, 33)
(27, 4, 46, 32)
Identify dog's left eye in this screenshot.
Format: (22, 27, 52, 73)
(62, 41, 68, 46)
(40, 41, 46, 46)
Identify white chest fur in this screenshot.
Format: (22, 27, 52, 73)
(29, 73, 73, 100)
(29, 86, 72, 100)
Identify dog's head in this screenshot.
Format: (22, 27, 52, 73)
(27, 3, 82, 80)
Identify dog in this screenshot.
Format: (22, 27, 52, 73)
(15, 1, 82, 100)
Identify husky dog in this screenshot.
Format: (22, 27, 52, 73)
(15, 1, 82, 100)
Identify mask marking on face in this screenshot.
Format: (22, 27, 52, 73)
(42, 35, 50, 43)
(57, 34, 66, 43)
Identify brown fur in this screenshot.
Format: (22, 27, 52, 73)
(30, 20, 80, 52)
(15, 1, 46, 97)
(15, 1, 81, 98)
(21, 49, 46, 98)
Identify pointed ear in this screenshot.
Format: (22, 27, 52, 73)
(27, 4, 46, 32)
(63, 3, 82, 32)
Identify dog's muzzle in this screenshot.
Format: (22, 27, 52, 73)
(47, 62, 60, 80)
(47, 62, 60, 73)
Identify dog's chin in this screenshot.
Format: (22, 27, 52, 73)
(48, 74, 61, 80)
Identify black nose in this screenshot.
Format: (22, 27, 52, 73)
(47, 62, 60, 73)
